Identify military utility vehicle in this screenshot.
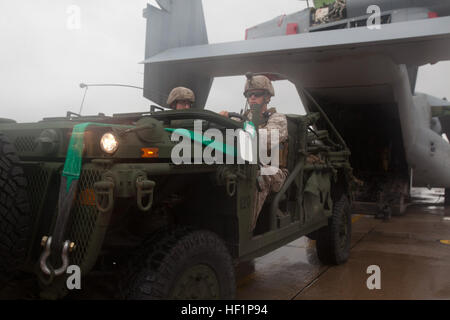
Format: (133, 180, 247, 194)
(0, 78, 354, 299)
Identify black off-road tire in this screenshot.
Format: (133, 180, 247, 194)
(316, 194, 352, 265)
(121, 228, 236, 300)
(0, 133, 31, 286)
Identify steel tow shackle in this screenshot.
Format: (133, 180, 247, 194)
(39, 237, 71, 277)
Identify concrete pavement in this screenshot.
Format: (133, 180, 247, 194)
(237, 205, 450, 300)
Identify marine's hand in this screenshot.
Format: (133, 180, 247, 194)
(219, 111, 229, 118)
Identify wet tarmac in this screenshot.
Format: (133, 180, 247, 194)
(236, 188, 450, 300)
(1, 189, 449, 300)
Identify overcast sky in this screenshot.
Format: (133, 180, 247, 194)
(0, 0, 448, 122)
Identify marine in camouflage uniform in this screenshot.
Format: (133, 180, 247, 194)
(250, 107, 289, 232)
(220, 74, 289, 232)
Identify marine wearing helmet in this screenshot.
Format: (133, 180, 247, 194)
(167, 87, 195, 110)
(219, 73, 275, 119)
(243, 73, 275, 98)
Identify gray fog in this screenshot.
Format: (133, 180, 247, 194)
(0, 0, 448, 122)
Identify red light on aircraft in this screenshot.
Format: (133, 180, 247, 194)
(286, 23, 298, 35)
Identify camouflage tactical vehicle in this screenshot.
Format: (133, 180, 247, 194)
(0, 90, 354, 299)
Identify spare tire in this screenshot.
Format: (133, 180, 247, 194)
(0, 132, 31, 286)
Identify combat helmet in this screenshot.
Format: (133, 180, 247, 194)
(167, 87, 195, 107)
(243, 73, 275, 97)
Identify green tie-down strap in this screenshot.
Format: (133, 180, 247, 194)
(165, 128, 236, 156)
(63, 122, 133, 192)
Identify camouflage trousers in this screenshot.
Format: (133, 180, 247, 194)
(250, 166, 289, 232)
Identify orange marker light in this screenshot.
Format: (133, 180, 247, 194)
(141, 148, 159, 158)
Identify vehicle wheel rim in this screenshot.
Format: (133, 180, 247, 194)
(171, 264, 220, 300)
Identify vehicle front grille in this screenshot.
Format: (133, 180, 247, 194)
(24, 163, 105, 273)
(67, 168, 103, 271)
(15, 136, 37, 152)
(24, 165, 52, 220)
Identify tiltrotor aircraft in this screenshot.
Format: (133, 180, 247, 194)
(142, 0, 450, 214)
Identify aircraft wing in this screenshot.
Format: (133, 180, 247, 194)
(143, 11, 450, 108)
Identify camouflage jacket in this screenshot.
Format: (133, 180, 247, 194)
(261, 108, 288, 146)
(246, 107, 288, 168)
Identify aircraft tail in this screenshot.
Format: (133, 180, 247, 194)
(143, 0, 212, 108)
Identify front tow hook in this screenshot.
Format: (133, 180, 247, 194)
(136, 177, 155, 212)
(94, 178, 115, 213)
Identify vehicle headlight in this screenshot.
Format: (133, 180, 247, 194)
(100, 132, 119, 154)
